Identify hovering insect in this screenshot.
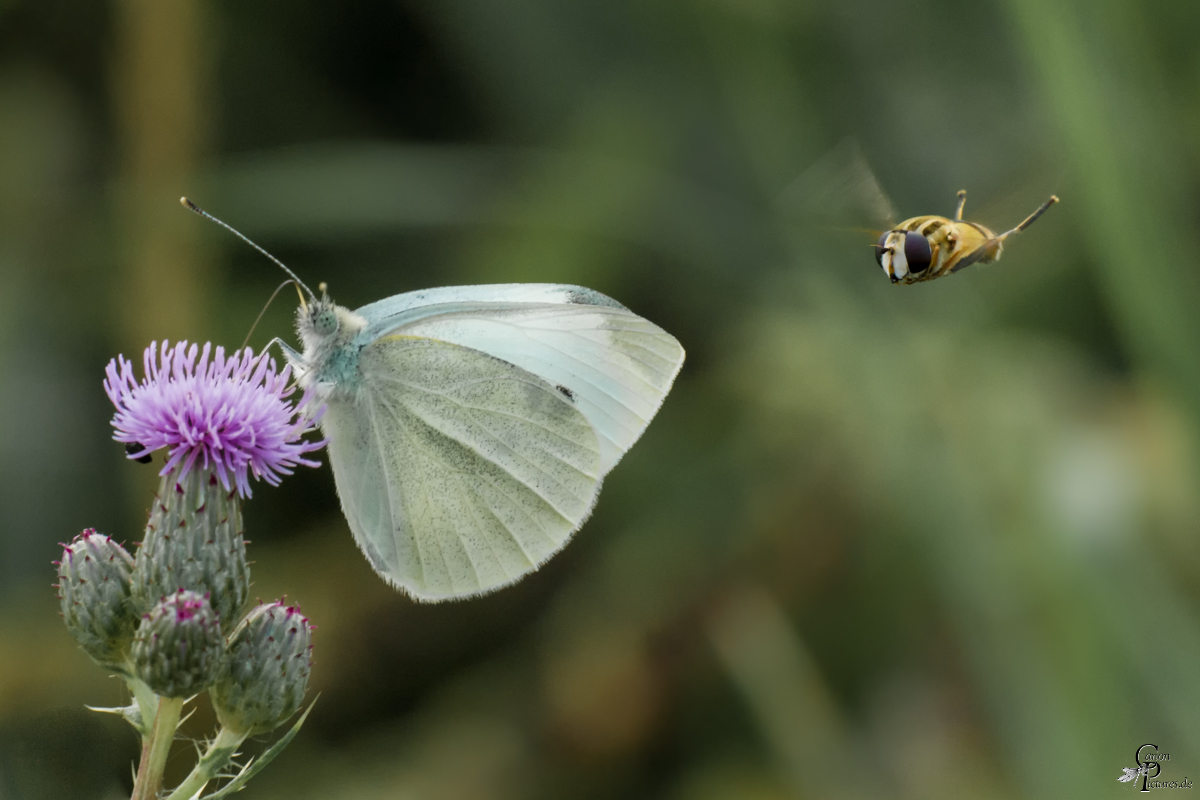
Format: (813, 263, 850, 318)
(874, 189, 1058, 285)
(779, 140, 1059, 285)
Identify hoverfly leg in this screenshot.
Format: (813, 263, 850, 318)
(955, 190, 967, 221)
(998, 195, 1060, 240)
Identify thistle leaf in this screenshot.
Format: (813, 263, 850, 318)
(200, 697, 318, 799)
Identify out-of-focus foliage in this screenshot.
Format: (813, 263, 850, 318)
(2, 0, 1199, 798)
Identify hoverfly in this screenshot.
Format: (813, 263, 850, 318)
(874, 190, 1058, 284)
(780, 140, 1059, 285)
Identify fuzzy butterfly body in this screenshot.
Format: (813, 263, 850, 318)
(285, 284, 684, 602)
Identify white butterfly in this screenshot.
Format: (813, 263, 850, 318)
(283, 283, 685, 602)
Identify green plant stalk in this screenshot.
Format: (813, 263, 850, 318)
(124, 674, 159, 740)
(163, 726, 248, 800)
(197, 700, 319, 800)
(131, 695, 184, 800)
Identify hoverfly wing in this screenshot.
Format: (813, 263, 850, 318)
(777, 137, 897, 234)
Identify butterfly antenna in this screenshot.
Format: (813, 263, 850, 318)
(240, 279, 301, 350)
(179, 197, 316, 308)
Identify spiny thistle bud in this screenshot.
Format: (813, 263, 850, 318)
(55, 530, 138, 668)
(212, 601, 314, 735)
(132, 589, 223, 698)
(131, 466, 250, 631)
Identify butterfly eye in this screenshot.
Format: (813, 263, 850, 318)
(874, 232, 890, 266)
(313, 309, 338, 336)
(904, 232, 932, 273)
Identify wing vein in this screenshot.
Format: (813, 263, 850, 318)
(371, 372, 601, 462)
(393, 396, 583, 522)
(367, 369, 584, 534)
(447, 475, 485, 590)
(454, 472, 535, 575)
(473, 471, 564, 548)
(364, 388, 419, 588)
(464, 408, 596, 500)
(372, 386, 457, 592)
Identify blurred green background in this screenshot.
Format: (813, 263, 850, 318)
(3, 0, 1200, 797)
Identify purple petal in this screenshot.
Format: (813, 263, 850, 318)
(106, 340, 327, 497)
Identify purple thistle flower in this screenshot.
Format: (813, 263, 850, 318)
(105, 340, 326, 497)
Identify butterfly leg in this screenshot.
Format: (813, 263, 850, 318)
(274, 339, 303, 365)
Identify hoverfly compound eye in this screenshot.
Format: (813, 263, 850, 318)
(313, 308, 338, 336)
(904, 231, 932, 274)
(874, 231, 890, 266)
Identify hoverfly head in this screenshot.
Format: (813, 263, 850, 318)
(875, 230, 932, 283)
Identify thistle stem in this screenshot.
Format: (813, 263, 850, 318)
(130, 696, 183, 800)
(124, 675, 159, 740)
(163, 726, 248, 800)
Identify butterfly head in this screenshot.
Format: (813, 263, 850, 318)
(296, 294, 368, 375)
(310, 304, 339, 337)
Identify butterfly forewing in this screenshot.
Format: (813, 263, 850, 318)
(329, 334, 603, 600)
(354, 283, 627, 327)
(395, 306, 684, 473)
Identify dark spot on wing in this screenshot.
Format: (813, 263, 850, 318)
(125, 442, 153, 464)
(565, 286, 628, 310)
(556, 385, 575, 401)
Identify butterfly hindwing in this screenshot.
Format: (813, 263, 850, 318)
(323, 333, 603, 600)
(320, 390, 406, 575)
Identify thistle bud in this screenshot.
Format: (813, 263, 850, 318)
(132, 589, 223, 698)
(55, 530, 138, 668)
(212, 601, 314, 735)
(131, 467, 250, 631)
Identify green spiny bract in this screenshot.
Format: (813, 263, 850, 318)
(131, 466, 250, 631)
(211, 601, 314, 735)
(132, 589, 224, 698)
(55, 530, 138, 669)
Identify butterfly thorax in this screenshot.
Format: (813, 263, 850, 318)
(294, 300, 368, 395)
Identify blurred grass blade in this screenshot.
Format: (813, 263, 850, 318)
(1005, 0, 1200, 423)
(708, 584, 875, 800)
